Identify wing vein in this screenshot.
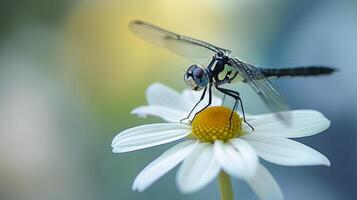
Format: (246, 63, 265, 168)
(129, 20, 231, 58)
(228, 58, 290, 118)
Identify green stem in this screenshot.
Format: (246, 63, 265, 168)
(218, 171, 234, 200)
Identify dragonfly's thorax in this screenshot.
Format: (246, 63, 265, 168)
(210, 55, 228, 75)
(206, 55, 243, 85)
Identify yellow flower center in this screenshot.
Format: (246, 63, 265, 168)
(191, 106, 242, 142)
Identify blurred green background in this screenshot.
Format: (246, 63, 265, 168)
(0, 0, 356, 200)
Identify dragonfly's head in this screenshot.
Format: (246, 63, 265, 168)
(184, 64, 209, 91)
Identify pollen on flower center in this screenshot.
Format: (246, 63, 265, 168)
(191, 106, 242, 142)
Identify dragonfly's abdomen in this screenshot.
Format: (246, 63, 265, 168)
(261, 66, 336, 78)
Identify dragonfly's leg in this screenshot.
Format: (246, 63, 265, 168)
(191, 83, 213, 121)
(221, 88, 254, 131)
(234, 92, 254, 131)
(215, 86, 238, 128)
(180, 86, 207, 123)
(215, 86, 254, 131)
(228, 93, 239, 128)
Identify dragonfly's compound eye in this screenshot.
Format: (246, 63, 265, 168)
(184, 65, 209, 91)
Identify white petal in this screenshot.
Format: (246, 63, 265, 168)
(133, 140, 198, 192)
(181, 89, 222, 108)
(146, 83, 190, 111)
(246, 164, 283, 200)
(243, 134, 331, 166)
(247, 109, 330, 138)
(176, 143, 220, 193)
(131, 105, 186, 122)
(181, 89, 202, 106)
(229, 138, 259, 174)
(213, 141, 255, 179)
(112, 123, 191, 153)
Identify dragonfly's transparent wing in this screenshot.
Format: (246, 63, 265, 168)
(129, 20, 231, 58)
(228, 58, 290, 119)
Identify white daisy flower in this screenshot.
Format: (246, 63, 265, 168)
(111, 83, 331, 200)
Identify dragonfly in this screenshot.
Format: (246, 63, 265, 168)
(129, 20, 336, 129)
